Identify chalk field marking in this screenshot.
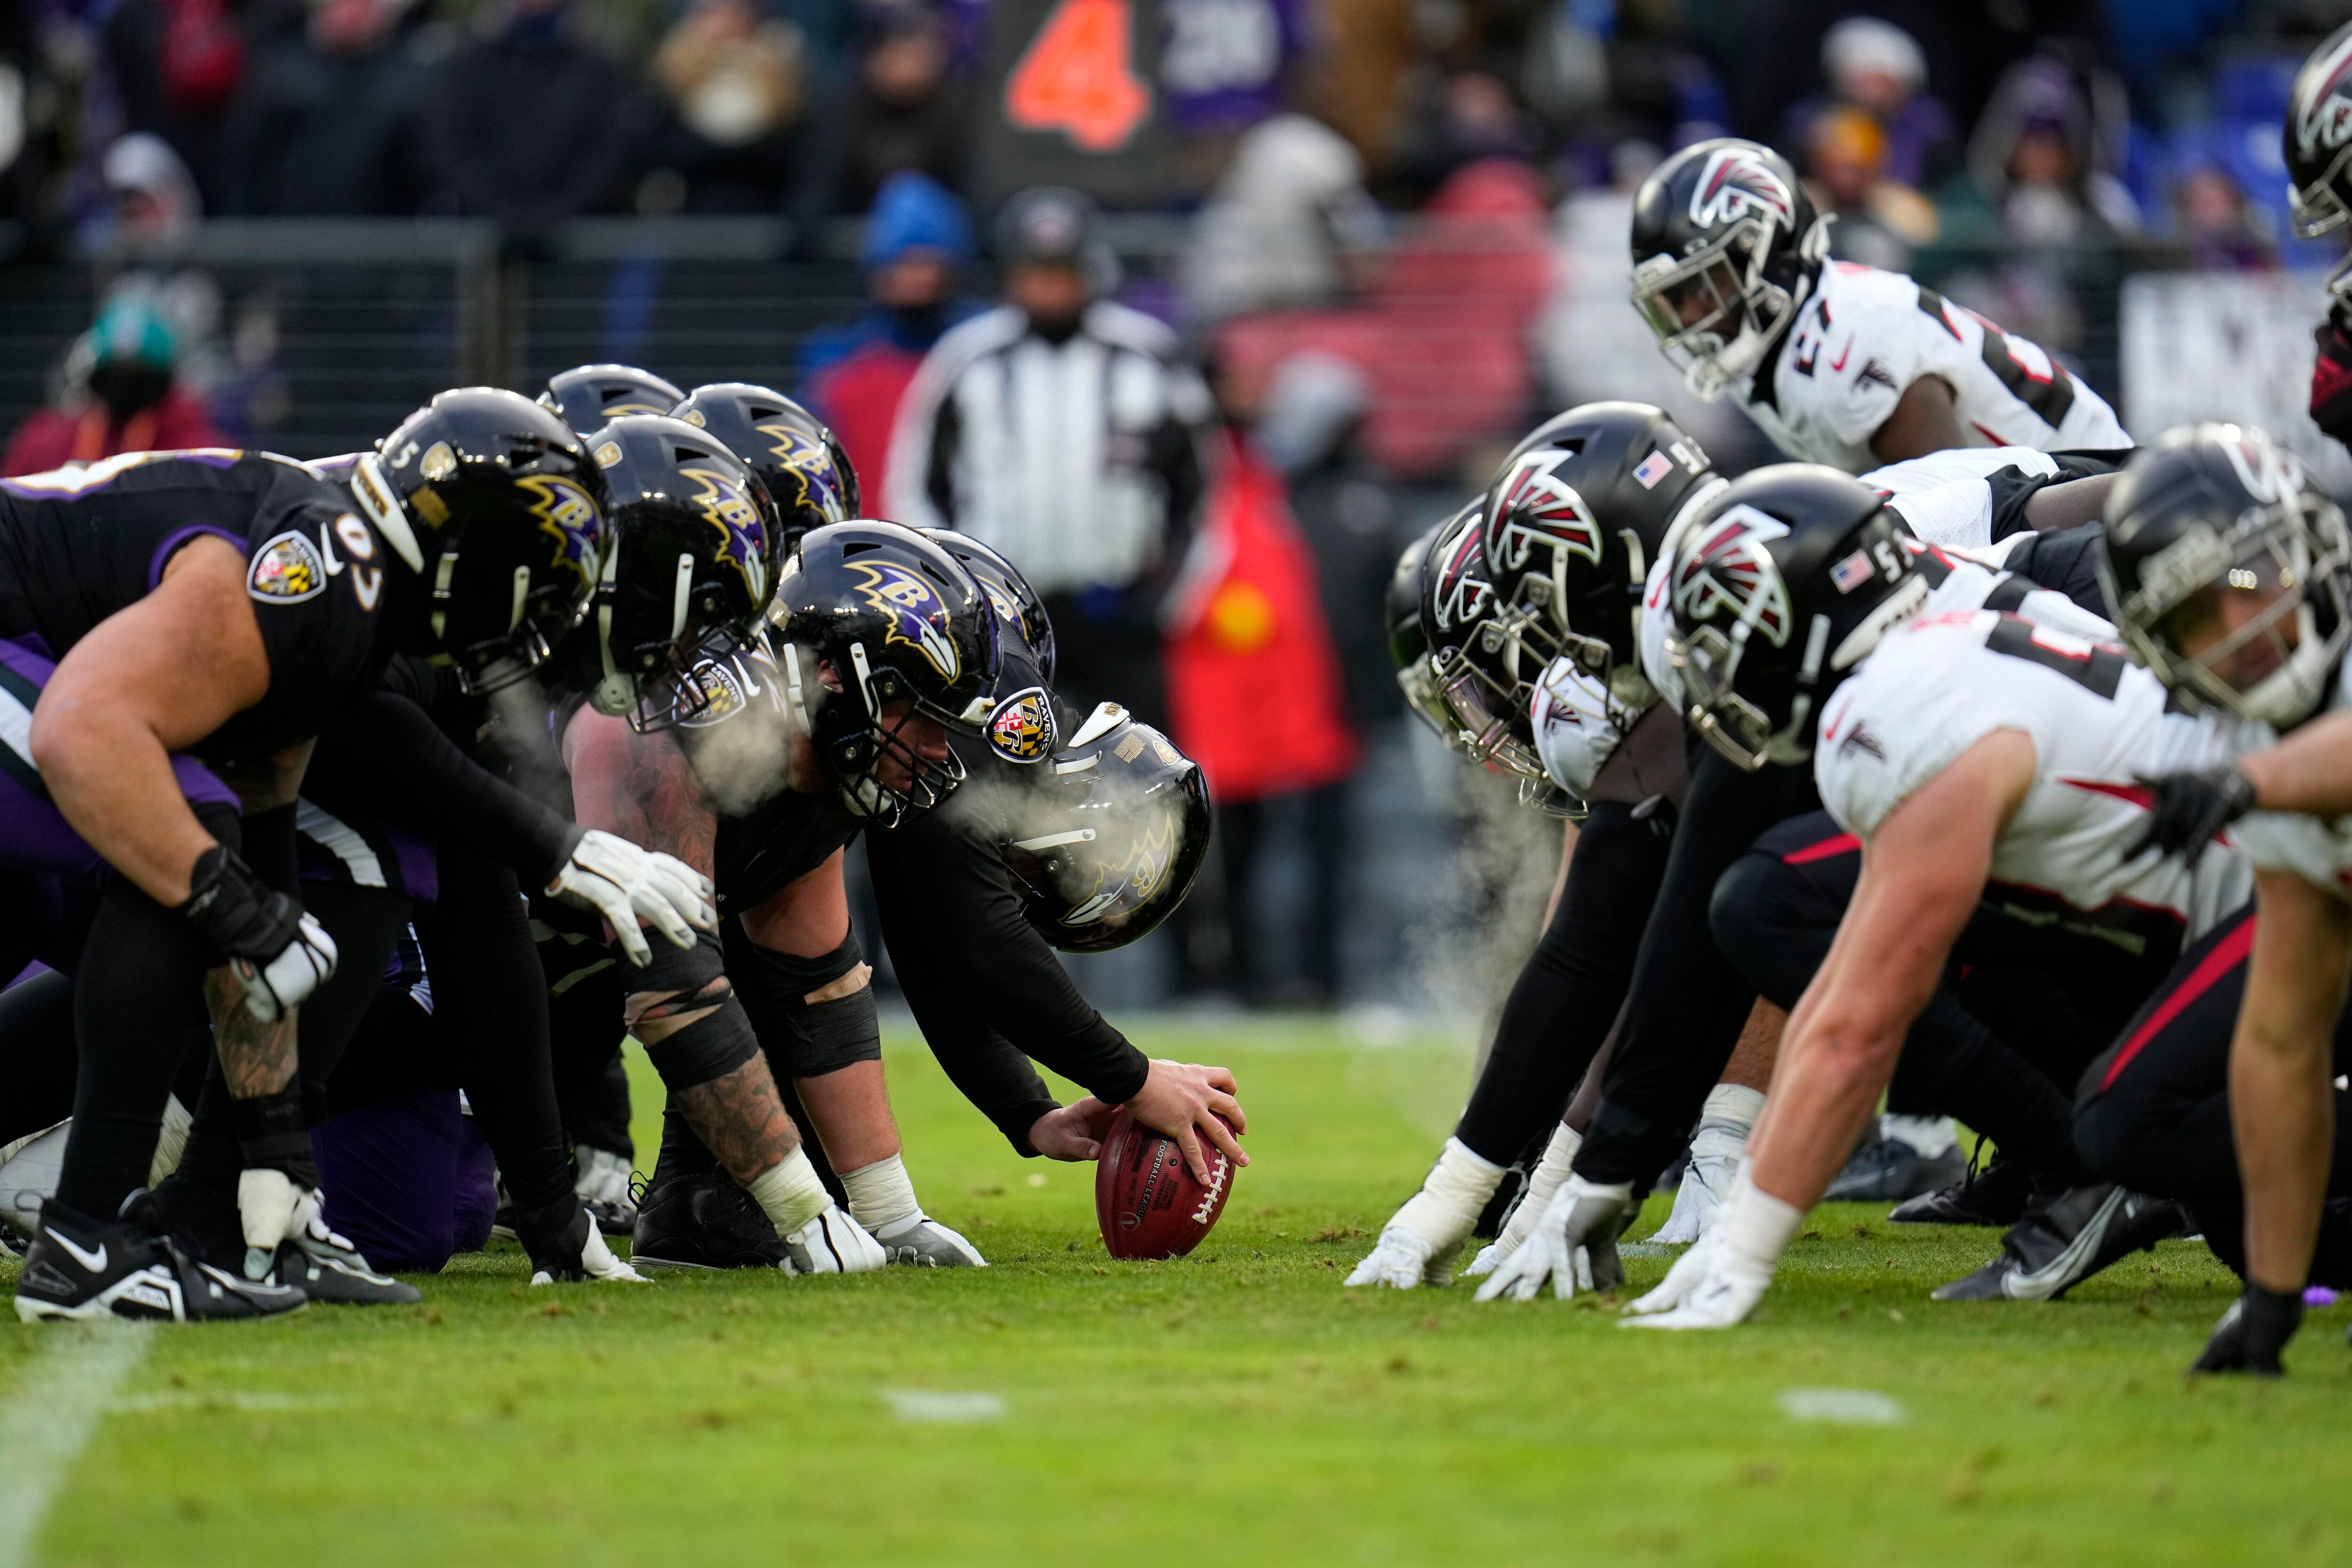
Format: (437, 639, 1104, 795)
(883, 1390, 1006, 1424)
(1776, 1387, 1905, 1426)
(0, 1321, 155, 1568)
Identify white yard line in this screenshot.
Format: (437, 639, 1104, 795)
(0, 1322, 155, 1568)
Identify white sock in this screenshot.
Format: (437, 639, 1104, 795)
(1880, 1114, 1956, 1157)
(1719, 1163, 1805, 1274)
(1693, 1084, 1764, 1155)
(746, 1147, 832, 1236)
(1391, 1138, 1505, 1247)
(841, 1152, 923, 1239)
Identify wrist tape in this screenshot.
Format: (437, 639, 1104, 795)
(755, 933, 881, 1079)
(230, 1085, 318, 1187)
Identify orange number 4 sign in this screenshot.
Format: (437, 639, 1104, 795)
(1004, 0, 1152, 153)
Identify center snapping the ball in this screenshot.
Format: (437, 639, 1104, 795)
(1094, 1108, 1234, 1259)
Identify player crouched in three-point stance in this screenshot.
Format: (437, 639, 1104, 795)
(1597, 462, 2246, 1328)
(2085, 425, 2352, 1373)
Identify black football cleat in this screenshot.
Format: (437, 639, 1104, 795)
(1889, 1148, 2035, 1227)
(14, 1194, 307, 1323)
(1931, 1184, 2186, 1302)
(250, 1231, 421, 1306)
(630, 1173, 790, 1270)
(1825, 1135, 1967, 1203)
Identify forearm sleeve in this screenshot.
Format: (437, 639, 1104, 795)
(309, 691, 579, 888)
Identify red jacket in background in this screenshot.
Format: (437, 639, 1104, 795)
(1163, 427, 1359, 804)
(2, 390, 228, 477)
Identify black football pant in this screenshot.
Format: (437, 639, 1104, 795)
(1452, 800, 1674, 1169)
(2075, 903, 2352, 1285)
(539, 921, 635, 1160)
(1710, 811, 2125, 1189)
(1567, 747, 1813, 1191)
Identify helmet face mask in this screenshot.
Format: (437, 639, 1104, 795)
(2106, 428, 2352, 730)
(1421, 503, 1555, 783)
(1628, 140, 1824, 402)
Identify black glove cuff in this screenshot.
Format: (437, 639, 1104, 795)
(231, 1086, 319, 1186)
(181, 845, 303, 962)
(2242, 1281, 2305, 1341)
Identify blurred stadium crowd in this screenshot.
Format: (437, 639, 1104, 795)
(1, 0, 2348, 1010)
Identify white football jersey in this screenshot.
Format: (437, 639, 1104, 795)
(1816, 608, 2249, 944)
(1733, 262, 2130, 474)
(2217, 647, 2352, 900)
(1637, 519, 2109, 716)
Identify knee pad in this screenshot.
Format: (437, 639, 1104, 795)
(628, 932, 760, 1091)
(755, 934, 882, 1079)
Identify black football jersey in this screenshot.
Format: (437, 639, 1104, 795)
(0, 449, 391, 755)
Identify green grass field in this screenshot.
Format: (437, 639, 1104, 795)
(2, 1020, 2347, 1566)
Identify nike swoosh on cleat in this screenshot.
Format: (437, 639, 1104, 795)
(45, 1228, 106, 1273)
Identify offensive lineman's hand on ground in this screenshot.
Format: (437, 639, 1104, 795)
(2190, 1284, 2304, 1375)
(1473, 1177, 1637, 1302)
(1126, 1060, 1248, 1183)
(546, 828, 718, 966)
(1029, 1098, 1119, 1161)
(1622, 1227, 1772, 1329)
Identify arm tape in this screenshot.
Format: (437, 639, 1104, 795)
(754, 934, 882, 1078)
(628, 931, 760, 1090)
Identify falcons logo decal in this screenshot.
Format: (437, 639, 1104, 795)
(1430, 521, 1494, 635)
(1672, 504, 1793, 648)
(1688, 146, 1795, 231)
(1486, 449, 1603, 575)
(2299, 34, 2352, 156)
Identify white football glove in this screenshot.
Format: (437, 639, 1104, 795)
(530, 1214, 649, 1284)
(546, 829, 718, 967)
(1347, 1222, 1452, 1290)
(1621, 1231, 1772, 1330)
(1474, 1176, 1638, 1303)
(234, 912, 338, 1023)
(784, 1202, 888, 1274)
(1529, 657, 1629, 798)
(1463, 1124, 1581, 1279)
(1347, 1140, 1501, 1289)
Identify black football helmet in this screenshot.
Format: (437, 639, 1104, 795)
(1660, 464, 1925, 771)
(579, 415, 785, 727)
(774, 520, 1001, 824)
(1387, 521, 1465, 749)
(671, 383, 860, 550)
(350, 388, 608, 694)
(2288, 22, 2352, 289)
(2102, 423, 2351, 730)
(1420, 501, 1551, 783)
(1629, 138, 1828, 400)
(920, 528, 1060, 764)
(1482, 401, 1724, 692)
(539, 364, 686, 433)
(994, 703, 1211, 953)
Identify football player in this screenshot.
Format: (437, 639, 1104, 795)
(3, 391, 644, 1320)
(2284, 24, 2352, 456)
(2079, 424, 2352, 1372)
(1589, 464, 2240, 1328)
(1629, 137, 2130, 472)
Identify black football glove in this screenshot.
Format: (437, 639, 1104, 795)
(2123, 765, 2258, 864)
(2191, 1282, 2305, 1376)
(179, 844, 338, 1022)
(2313, 306, 2352, 455)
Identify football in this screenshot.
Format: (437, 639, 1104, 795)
(1094, 1108, 1234, 1259)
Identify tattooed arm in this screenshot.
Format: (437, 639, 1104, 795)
(205, 968, 300, 1099)
(562, 708, 717, 876)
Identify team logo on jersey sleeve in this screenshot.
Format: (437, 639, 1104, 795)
(681, 467, 771, 605)
(1688, 147, 1795, 230)
(248, 531, 326, 603)
(1672, 504, 1792, 646)
(1486, 450, 1603, 574)
(847, 561, 960, 679)
(755, 422, 851, 525)
(986, 687, 1058, 763)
